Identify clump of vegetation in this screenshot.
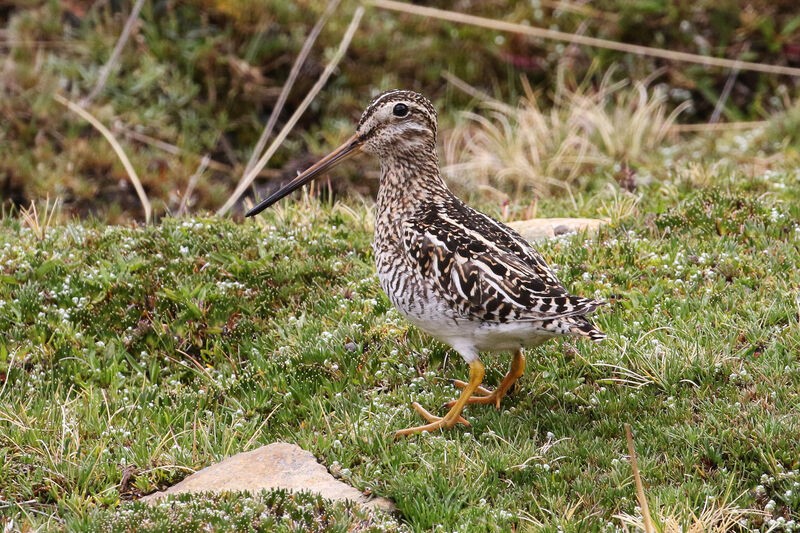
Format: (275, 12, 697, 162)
(443, 68, 690, 199)
(77, 489, 403, 532)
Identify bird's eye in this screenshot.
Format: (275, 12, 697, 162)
(392, 103, 409, 117)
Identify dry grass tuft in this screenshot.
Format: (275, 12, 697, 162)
(20, 196, 60, 241)
(443, 68, 689, 200)
(615, 492, 765, 532)
(616, 427, 766, 532)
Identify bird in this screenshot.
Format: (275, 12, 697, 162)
(246, 89, 605, 437)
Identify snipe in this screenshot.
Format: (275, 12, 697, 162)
(247, 89, 605, 436)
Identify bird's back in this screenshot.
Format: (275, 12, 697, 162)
(399, 196, 605, 342)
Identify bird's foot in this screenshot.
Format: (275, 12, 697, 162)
(394, 402, 469, 437)
(444, 387, 505, 410)
(447, 351, 526, 410)
(450, 379, 493, 397)
(447, 379, 517, 410)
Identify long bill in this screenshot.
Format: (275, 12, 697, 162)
(245, 133, 363, 217)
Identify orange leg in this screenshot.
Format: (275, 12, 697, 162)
(446, 348, 525, 410)
(395, 360, 485, 437)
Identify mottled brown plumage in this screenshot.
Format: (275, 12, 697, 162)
(247, 89, 605, 436)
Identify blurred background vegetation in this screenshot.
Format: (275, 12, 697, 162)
(2, 0, 800, 222)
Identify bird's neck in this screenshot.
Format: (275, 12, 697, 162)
(375, 148, 449, 226)
(373, 148, 450, 258)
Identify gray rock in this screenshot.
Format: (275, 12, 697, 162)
(344, 341, 359, 353)
(506, 217, 607, 242)
(141, 442, 394, 512)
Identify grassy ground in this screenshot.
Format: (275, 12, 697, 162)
(1, 159, 799, 530)
(4, 1, 800, 531)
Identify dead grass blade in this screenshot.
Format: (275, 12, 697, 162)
(242, 0, 342, 178)
(538, 0, 620, 23)
(177, 154, 210, 216)
(54, 94, 152, 223)
(118, 126, 260, 176)
(441, 71, 501, 106)
(81, 0, 146, 106)
(20, 195, 60, 241)
(218, 6, 365, 216)
(371, 0, 800, 77)
(625, 423, 655, 533)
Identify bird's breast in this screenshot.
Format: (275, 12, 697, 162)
(373, 234, 453, 323)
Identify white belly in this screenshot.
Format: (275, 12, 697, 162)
(374, 242, 557, 361)
(388, 289, 556, 361)
(404, 314, 555, 353)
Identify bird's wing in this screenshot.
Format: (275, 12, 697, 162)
(403, 200, 602, 323)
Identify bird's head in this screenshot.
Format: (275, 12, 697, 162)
(246, 90, 437, 217)
(355, 89, 438, 156)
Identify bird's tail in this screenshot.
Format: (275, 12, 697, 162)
(568, 316, 606, 342)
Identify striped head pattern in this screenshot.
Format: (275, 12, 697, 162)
(355, 90, 438, 156)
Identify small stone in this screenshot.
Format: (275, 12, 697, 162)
(507, 218, 607, 242)
(141, 442, 394, 512)
(553, 225, 571, 236)
(344, 342, 358, 352)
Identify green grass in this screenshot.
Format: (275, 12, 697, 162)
(4, 1, 800, 530)
(1, 165, 799, 531)
(74, 490, 402, 532)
